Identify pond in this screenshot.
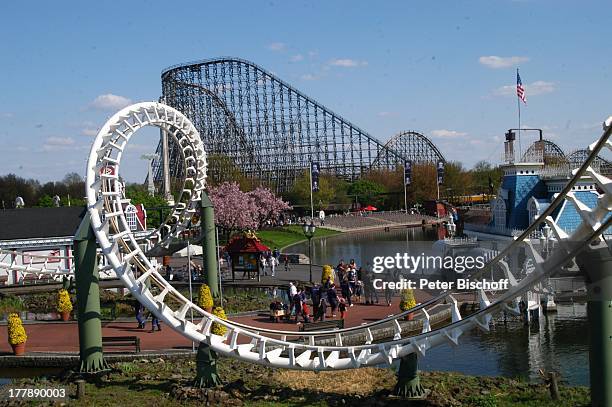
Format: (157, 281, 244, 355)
(288, 228, 590, 386)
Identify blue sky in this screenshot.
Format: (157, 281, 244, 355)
(1, 1, 611, 182)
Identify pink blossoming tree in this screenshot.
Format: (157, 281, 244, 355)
(249, 186, 292, 229)
(207, 182, 291, 233)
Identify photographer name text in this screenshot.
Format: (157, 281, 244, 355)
(372, 278, 510, 291)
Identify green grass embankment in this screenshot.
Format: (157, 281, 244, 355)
(257, 225, 340, 250)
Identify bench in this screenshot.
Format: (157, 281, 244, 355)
(102, 336, 141, 353)
(299, 319, 344, 332)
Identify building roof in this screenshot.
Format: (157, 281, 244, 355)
(225, 235, 270, 254)
(0, 206, 86, 241)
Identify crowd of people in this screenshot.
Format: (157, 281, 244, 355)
(259, 247, 281, 276)
(269, 258, 396, 325)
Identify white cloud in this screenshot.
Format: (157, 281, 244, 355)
(89, 94, 132, 110)
(479, 55, 530, 69)
(300, 73, 320, 81)
(378, 111, 397, 117)
(1, 112, 13, 118)
(267, 42, 286, 51)
(329, 58, 368, 68)
(492, 80, 556, 97)
(290, 54, 304, 62)
(527, 81, 556, 95)
(81, 127, 99, 137)
(430, 129, 468, 138)
(45, 136, 74, 146)
(42, 136, 81, 151)
(308, 51, 318, 58)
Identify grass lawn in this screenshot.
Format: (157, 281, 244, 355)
(257, 225, 340, 250)
(12, 357, 590, 406)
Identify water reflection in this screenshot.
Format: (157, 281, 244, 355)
(420, 304, 588, 386)
(289, 229, 589, 386)
(290, 227, 439, 267)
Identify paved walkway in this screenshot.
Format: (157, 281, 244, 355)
(0, 292, 439, 355)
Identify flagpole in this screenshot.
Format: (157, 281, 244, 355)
(517, 68, 522, 159)
(309, 162, 314, 220)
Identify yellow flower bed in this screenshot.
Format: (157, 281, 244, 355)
(198, 284, 213, 310)
(57, 289, 73, 313)
(321, 265, 334, 284)
(211, 306, 227, 336)
(8, 313, 27, 345)
(399, 288, 416, 312)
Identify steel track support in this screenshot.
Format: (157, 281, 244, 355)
(194, 342, 222, 387)
(201, 192, 219, 298)
(576, 243, 612, 407)
(73, 215, 108, 373)
(394, 352, 427, 399)
(577, 241, 612, 407)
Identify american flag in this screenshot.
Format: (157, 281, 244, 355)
(517, 70, 526, 104)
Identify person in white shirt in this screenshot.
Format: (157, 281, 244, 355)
(288, 281, 298, 316)
(270, 256, 278, 277)
(289, 281, 297, 297)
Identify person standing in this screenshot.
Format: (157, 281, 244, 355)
(260, 254, 267, 276)
(384, 270, 394, 306)
(340, 277, 352, 307)
(150, 313, 161, 332)
(327, 284, 339, 318)
(362, 268, 379, 305)
(292, 287, 303, 324)
(347, 264, 357, 307)
(338, 298, 347, 319)
(134, 302, 145, 329)
(288, 281, 298, 317)
(270, 255, 278, 277)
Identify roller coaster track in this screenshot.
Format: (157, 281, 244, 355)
(79, 102, 612, 370)
(3, 101, 607, 372)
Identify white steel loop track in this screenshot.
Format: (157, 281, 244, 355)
(85, 104, 611, 371)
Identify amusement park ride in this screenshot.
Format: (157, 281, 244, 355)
(0, 102, 611, 404)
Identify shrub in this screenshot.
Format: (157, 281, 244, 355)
(321, 265, 334, 284)
(57, 289, 73, 313)
(399, 288, 416, 312)
(211, 306, 227, 336)
(8, 313, 27, 345)
(21, 293, 57, 313)
(198, 284, 214, 310)
(0, 296, 24, 315)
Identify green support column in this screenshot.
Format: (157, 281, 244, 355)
(73, 215, 108, 373)
(394, 352, 427, 398)
(576, 242, 612, 407)
(193, 342, 222, 388)
(201, 192, 219, 298)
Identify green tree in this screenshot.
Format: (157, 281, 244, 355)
(441, 161, 472, 201)
(0, 174, 40, 208)
(36, 195, 55, 207)
(124, 184, 169, 228)
(347, 179, 387, 207)
(287, 171, 348, 210)
(364, 167, 404, 210)
(471, 161, 503, 196)
(407, 164, 437, 203)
